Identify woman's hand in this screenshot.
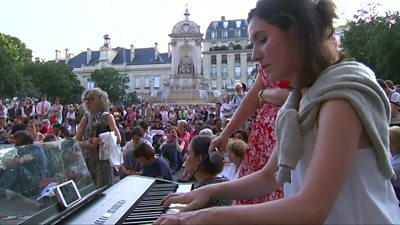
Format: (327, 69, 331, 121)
(82, 137, 101, 149)
(209, 134, 229, 153)
(154, 210, 205, 225)
(161, 188, 211, 213)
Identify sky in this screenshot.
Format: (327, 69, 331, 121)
(1, 0, 399, 61)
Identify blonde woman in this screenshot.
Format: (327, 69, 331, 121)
(75, 88, 121, 188)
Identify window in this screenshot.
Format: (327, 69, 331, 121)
(222, 30, 228, 38)
(135, 78, 141, 89)
(234, 54, 241, 63)
(222, 79, 228, 89)
(211, 66, 217, 77)
(247, 78, 254, 88)
(144, 78, 150, 89)
(247, 65, 254, 75)
(236, 20, 241, 28)
(221, 66, 228, 77)
(212, 22, 218, 29)
(221, 55, 227, 64)
(211, 30, 217, 39)
(154, 77, 160, 89)
(247, 53, 252, 62)
(235, 66, 241, 77)
(211, 80, 217, 89)
(223, 21, 228, 29)
(211, 55, 217, 64)
(234, 29, 241, 37)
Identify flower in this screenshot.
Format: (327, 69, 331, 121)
(276, 80, 290, 89)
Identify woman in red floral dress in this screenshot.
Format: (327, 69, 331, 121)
(210, 66, 288, 204)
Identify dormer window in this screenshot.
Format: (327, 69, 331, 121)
(99, 47, 109, 61)
(212, 22, 218, 29)
(236, 20, 241, 28)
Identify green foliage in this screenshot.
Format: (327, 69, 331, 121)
(342, 9, 400, 83)
(90, 67, 129, 104)
(22, 62, 84, 103)
(0, 33, 33, 99)
(124, 92, 140, 105)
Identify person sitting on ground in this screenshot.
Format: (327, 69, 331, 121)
(220, 139, 246, 181)
(26, 119, 44, 142)
(119, 126, 151, 179)
(134, 142, 173, 181)
(183, 135, 231, 207)
(160, 126, 184, 174)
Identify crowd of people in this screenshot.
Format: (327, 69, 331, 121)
(1, 0, 400, 223)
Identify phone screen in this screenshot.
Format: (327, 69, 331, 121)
(56, 180, 81, 208)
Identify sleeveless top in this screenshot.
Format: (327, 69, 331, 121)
(83, 111, 110, 141)
(284, 96, 400, 224)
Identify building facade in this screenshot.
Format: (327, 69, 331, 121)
(57, 11, 255, 101)
(202, 16, 257, 94)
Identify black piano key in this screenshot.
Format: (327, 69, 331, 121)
(122, 219, 158, 225)
(131, 206, 166, 213)
(127, 212, 162, 218)
(125, 215, 161, 221)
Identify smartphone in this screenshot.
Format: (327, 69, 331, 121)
(54, 180, 81, 208)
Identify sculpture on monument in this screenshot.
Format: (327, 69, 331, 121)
(178, 53, 194, 75)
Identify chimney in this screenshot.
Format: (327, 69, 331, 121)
(86, 48, 91, 64)
(168, 42, 171, 57)
(130, 44, 135, 61)
(65, 48, 70, 64)
(103, 34, 111, 49)
(55, 49, 61, 63)
(154, 42, 159, 60)
(35, 57, 40, 63)
(221, 16, 225, 21)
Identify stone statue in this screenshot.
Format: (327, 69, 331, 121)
(178, 53, 194, 75)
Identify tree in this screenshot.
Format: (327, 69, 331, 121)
(22, 62, 84, 103)
(90, 67, 129, 104)
(124, 92, 141, 105)
(0, 33, 33, 99)
(342, 6, 400, 83)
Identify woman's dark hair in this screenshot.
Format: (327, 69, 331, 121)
(134, 142, 155, 160)
(235, 129, 249, 143)
(248, 0, 338, 88)
(190, 135, 224, 175)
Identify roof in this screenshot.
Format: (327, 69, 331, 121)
(55, 47, 171, 68)
(204, 19, 248, 40)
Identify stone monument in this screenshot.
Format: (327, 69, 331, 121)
(152, 7, 221, 104)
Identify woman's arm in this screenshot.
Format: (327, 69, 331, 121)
(106, 114, 121, 144)
(29, 105, 36, 117)
(219, 74, 264, 138)
(259, 87, 289, 106)
(163, 149, 280, 211)
(161, 99, 364, 224)
(74, 116, 86, 141)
